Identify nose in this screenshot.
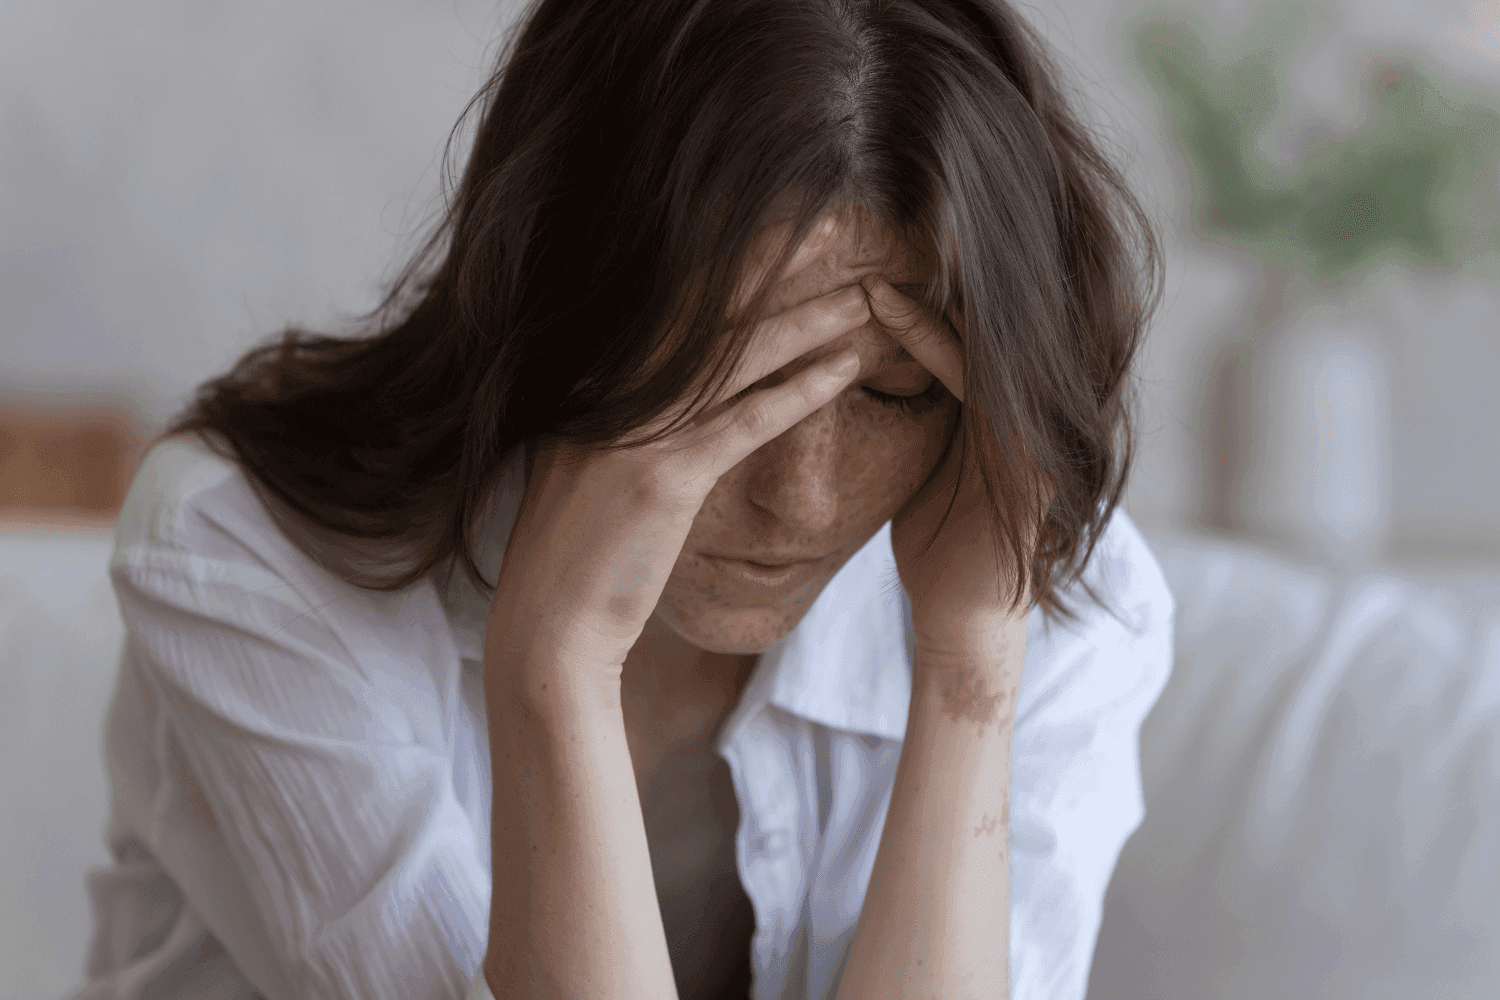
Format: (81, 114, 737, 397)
(745, 401, 841, 535)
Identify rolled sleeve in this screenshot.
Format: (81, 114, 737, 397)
(109, 546, 489, 1000)
(1008, 515, 1176, 999)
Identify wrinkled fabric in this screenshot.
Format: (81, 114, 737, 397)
(74, 434, 1174, 1000)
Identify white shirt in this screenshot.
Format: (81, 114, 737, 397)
(73, 432, 1173, 1000)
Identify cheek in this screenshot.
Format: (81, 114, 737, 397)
(837, 395, 960, 510)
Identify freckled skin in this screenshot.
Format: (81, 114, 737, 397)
(627, 205, 962, 716)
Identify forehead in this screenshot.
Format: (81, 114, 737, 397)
(772, 204, 936, 305)
(748, 206, 941, 371)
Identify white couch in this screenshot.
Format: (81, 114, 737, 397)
(3, 524, 1498, 1000)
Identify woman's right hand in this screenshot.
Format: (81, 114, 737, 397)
(484, 213, 870, 695)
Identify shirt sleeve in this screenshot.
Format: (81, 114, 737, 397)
(110, 542, 490, 1000)
(1008, 514, 1176, 1000)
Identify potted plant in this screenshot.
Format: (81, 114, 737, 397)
(1130, 0, 1500, 567)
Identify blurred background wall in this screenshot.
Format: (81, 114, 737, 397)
(2, 0, 1498, 564)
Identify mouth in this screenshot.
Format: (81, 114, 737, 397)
(704, 552, 831, 592)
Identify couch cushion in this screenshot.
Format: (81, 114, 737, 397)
(1089, 531, 1500, 1000)
(0, 526, 124, 1000)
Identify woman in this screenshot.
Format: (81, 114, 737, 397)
(76, 0, 1172, 998)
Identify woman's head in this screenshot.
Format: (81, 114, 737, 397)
(658, 201, 963, 655)
(168, 0, 1161, 630)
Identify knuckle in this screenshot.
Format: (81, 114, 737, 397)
(889, 299, 923, 329)
(643, 440, 710, 507)
(624, 464, 668, 507)
(838, 285, 868, 313)
(908, 320, 940, 345)
(737, 396, 775, 439)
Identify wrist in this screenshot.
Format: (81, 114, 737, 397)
(483, 637, 624, 726)
(912, 611, 1027, 674)
(484, 610, 626, 700)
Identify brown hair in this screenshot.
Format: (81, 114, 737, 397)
(164, 0, 1162, 625)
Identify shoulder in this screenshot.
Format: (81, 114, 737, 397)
(107, 431, 366, 622)
(109, 430, 450, 637)
(112, 431, 275, 572)
(1016, 506, 1176, 724)
(1069, 505, 1176, 641)
(107, 437, 460, 736)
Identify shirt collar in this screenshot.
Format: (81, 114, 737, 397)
(730, 520, 915, 745)
(436, 444, 916, 746)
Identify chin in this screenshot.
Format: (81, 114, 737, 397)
(653, 594, 815, 656)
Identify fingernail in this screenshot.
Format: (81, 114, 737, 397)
(831, 348, 861, 375)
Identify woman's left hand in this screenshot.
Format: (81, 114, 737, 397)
(860, 275, 1039, 674)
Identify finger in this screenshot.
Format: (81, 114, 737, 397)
(861, 275, 966, 403)
(729, 213, 840, 317)
(689, 346, 863, 478)
(723, 283, 869, 400)
(684, 283, 867, 431)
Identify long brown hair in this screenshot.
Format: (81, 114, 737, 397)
(164, 0, 1163, 625)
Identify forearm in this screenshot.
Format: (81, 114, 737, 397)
(482, 666, 677, 1000)
(835, 652, 1016, 1000)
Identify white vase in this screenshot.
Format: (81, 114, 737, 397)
(1240, 300, 1393, 569)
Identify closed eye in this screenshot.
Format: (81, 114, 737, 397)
(858, 367, 940, 413)
(861, 386, 923, 413)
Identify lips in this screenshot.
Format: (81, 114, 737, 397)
(720, 554, 824, 567)
(704, 552, 832, 595)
